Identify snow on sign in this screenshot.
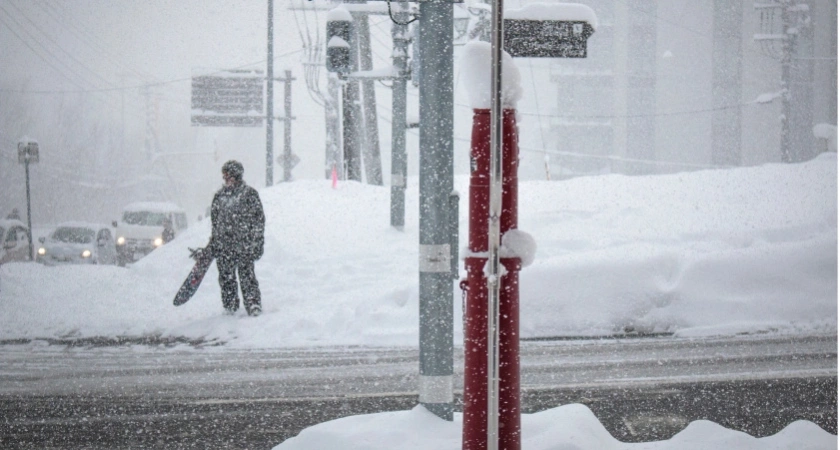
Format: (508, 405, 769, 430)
(191, 69, 265, 127)
(504, 3, 597, 58)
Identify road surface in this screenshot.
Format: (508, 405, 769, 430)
(0, 333, 835, 449)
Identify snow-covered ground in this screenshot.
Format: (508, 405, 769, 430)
(274, 404, 836, 450)
(1, 153, 835, 347)
(1, 153, 836, 449)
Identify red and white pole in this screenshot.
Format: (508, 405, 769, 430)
(462, 108, 521, 450)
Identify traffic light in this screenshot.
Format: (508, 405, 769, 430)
(326, 9, 353, 73)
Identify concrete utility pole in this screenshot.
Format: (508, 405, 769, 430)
(326, 74, 342, 179)
(266, 0, 275, 186)
(357, 12, 383, 185)
(755, 0, 810, 163)
(390, 1, 410, 230)
(417, 0, 455, 421)
(278, 70, 297, 182)
(343, 8, 363, 181)
(780, 0, 796, 163)
(712, 0, 743, 167)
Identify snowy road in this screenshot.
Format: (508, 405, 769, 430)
(0, 333, 835, 448)
(0, 333, 833, 398)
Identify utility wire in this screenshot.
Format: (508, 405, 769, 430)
(6, 1, 116, 88)
(37, 1, 158, 84)
(0, 49, 305, 95)
(0, 4, 128, 117)
(0, 5, 92, 90)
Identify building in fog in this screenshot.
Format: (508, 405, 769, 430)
(548, 0, 837, 179)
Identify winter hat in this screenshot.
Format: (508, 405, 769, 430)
(222, 160, 244, 180)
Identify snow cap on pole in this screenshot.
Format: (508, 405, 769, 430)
(460, 41, 523, 110)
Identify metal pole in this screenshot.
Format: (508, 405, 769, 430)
(24, 158, 33, 261)
(487, 0, 504, 446)
(418, 0, 454, 421)
(283, 69, 294, 182)
(390, 1, 409, 230)
(266, 0, 275, 186)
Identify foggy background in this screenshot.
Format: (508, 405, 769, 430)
(0, 0, 836, 227)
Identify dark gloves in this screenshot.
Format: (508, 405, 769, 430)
(245, 241, 263, 261)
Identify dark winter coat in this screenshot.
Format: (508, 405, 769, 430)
(208, 181, 265, 261)
(162, 225, 175, 244)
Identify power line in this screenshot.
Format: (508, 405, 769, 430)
(0, 5, 92, 90)
(626, 1, 780, 64)
(5, 1, 115, 88)
(374, 99, 725, 171)
(0, 49, 305, 96)
(0, 3, 129, 116)
(36, 0, 158, 84)
(517, 101, 753, 120)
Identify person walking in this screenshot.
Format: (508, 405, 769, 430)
(206, 160, 265, 316)
(162, 218, 175, 244)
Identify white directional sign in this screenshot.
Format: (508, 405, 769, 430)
(191, 69, 265, 127)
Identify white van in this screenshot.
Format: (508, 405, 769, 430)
(113, 202, 188, 266)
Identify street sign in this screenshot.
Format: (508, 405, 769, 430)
(504, 19, 594, 58)
(17, 141, 39, 164)
(191, 69, 264, 127)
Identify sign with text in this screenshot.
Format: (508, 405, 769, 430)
(191, 69, 264, 127)
(504, 20, 594, 58)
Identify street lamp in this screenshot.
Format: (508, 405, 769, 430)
(17, 138, 39, 261)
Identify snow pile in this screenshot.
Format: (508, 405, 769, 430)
(274, 404, 836, 450)
(506, 2, 599, 29)
(0, 154, 836, 346)
(459, 41, 523, 109)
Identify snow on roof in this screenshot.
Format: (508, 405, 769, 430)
(328, 36, 350, 48)
(190, 67, 263, 78)
(813, 123, 837, 140)
(17, 135, 38, 145)
(54, 221, 112, 231)
(0, 219, 26, 229)
(123, 202, 184, 213)
(459, 41, 523, 109)
(506, 2, 598, 30)
(349, 66, 398, 79)
(340, 3, 391, 14)
(327, 5, 353, 21)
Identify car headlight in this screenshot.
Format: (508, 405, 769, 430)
(153, 237, 163, 247)
(117, 236, 125, 245)
(37, 247, 46, 256)
(81, 250, 92, 258)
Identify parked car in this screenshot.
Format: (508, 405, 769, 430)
(0, 219, 31, 264)
(36, 222, 118, 266)
(113, 202, 188, 266)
